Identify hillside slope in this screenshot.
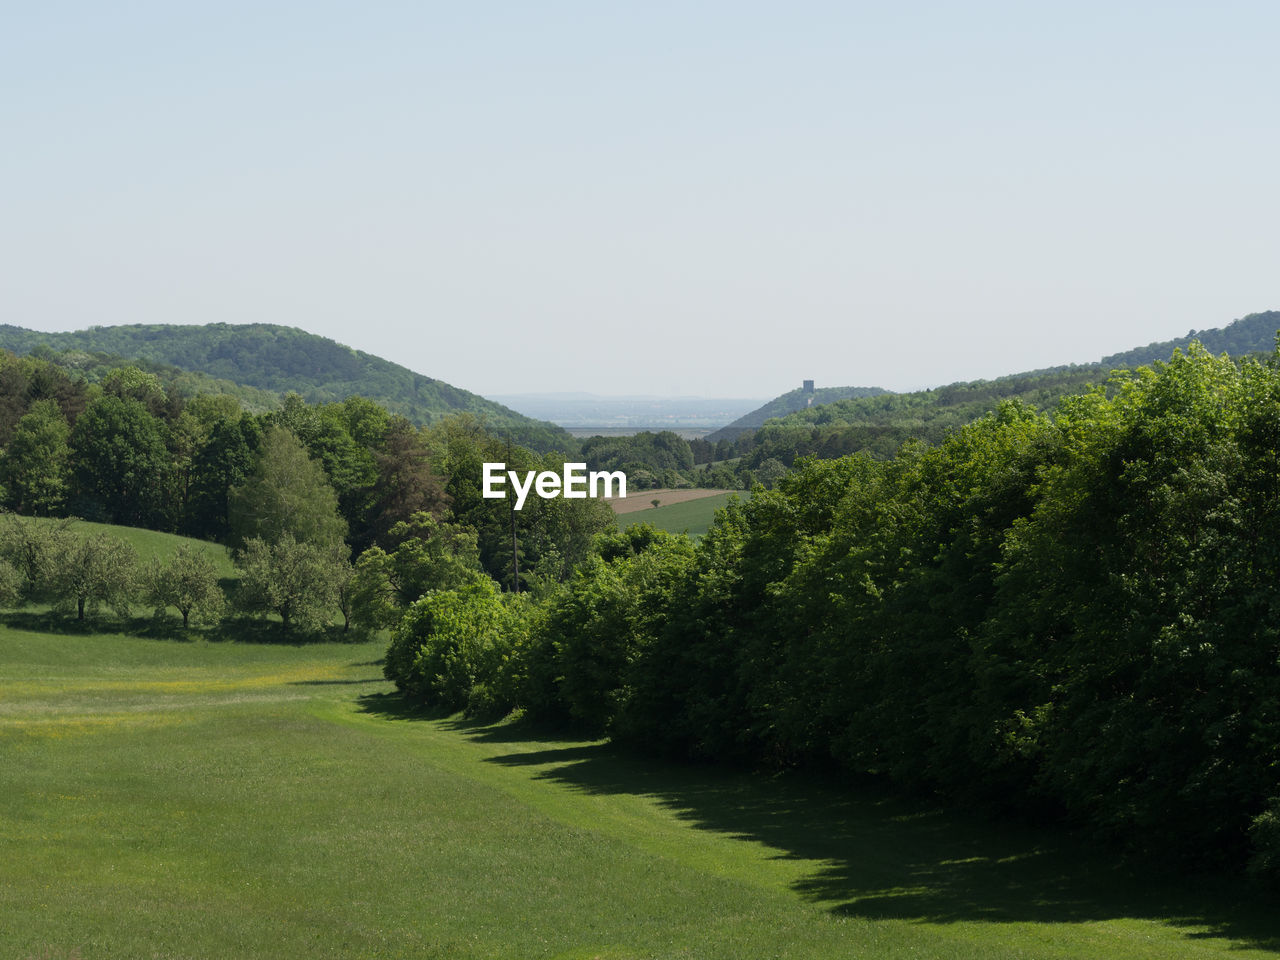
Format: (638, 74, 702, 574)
(706, 384, 888, 442)
(714, 310, 1280, 444)
(1100, 309, 1280, 368)
(0, 323, 572, 451)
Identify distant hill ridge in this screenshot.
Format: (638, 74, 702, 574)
(0, 322, 572, 451)
(710, 310, 1280, 442)
(706, 384, 889, 442)
(1099, 310, 1280, 368)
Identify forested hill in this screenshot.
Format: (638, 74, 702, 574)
(753, 364, 1107, 462)
(705, 384, 888, 442)
(0, 323, 572, 451)
(1100, 309, 1280, 368)
(713, 310, 1280, 446)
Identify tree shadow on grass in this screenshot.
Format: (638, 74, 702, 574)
(356, 692, 456, 723)
(291, 676, 386, 686)
(204, 617, 358, 646)
(353, 694, 595, 746)
(0, 609, 164, 638)
(466, 727, 1280, 953)
(443, 713, 604, 746)
(2, 610, 258, 643)
(0, 609, 357, 646)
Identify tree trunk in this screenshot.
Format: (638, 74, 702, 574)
(182, 608, 190, 629)
(77, 597, 85, 621)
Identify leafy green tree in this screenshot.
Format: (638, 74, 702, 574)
(420, 415, 616, 589)
(753, 458, 788, 488)
(100, 366, 171, 418)
(228, 425, 347, 550)
(0, 513, 75, 604)
(0, 351, 89, 445)
(0, 555, 22, 607)
(183, 393, 244, 426)
(304, 403, 378, 541)
(350, 513, 481, 633)
(982, 349, 1275, 865)
(272, 392, 318, 442)
(340, 395, 391, 448)
(145, 545, 225, 628)
(518, 487, 617, 587)
(70, 396, 170, 527)
(383, 576, 527, 713)
(365, 416, 449, 548)
(163, 409, 208, 532)
(235, 533, 340, 633)
(187, 413, 262, 541)
(1, 400, 71, 515)
(526, 526, 695, 734)
(47, 532, 138, 621)
(331, 547, 357, 633)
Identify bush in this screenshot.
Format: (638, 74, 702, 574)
(1248, 800, 1280, 885)
(384, 575, 527, 713)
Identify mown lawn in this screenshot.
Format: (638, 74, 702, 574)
(2, 625, 1278, 959)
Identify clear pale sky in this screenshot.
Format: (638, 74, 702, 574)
(3, 3, 1276, 398)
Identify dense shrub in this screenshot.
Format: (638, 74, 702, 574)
(519, 347, 1280, 882)
(521, 526, 694, 735)
(384, 576, 530, 714)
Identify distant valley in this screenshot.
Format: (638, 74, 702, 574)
(486, 392, 770, 434)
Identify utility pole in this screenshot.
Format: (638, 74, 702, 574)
(507, 437, 519, 594)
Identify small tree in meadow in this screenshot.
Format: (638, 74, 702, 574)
(47, 532, 138, 621)
(0, 556, 22, 608)
(0, 513, 77, 605)
(146, 545, 225, 628)
(235, 533, 341, 634)
(331, 547, 357, 633)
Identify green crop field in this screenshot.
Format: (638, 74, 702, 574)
(3, 626, 1279, 959)
(618, 492, 745, 537)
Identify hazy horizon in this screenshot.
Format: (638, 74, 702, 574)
(4, 4, 1276, 397)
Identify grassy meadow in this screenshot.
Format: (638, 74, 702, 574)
(28, 517, 237, 570)
(4, 623, 1280, 959)
(616, 492, 744, 537)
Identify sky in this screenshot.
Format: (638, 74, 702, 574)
(3, 2, 1277, 399)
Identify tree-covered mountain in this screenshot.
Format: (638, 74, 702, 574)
(0, 323, 573, 451)
(705, 384, 889, 442)
(749, 364, 1106, 461)
(710, 310, 1280, 445)
(1099, 309, 1280, 368)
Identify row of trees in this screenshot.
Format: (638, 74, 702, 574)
(0, 352, 456, 553)
(0, 513, 376, 634)
(0, 351, 620, 593)
(381, 345, 1280, 886)
(0, 517, 223, 626)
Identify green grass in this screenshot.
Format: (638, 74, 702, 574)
(3, 628, 1279, 959)
(618, 492, 746, 537)
(22, 516, 236, 576)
